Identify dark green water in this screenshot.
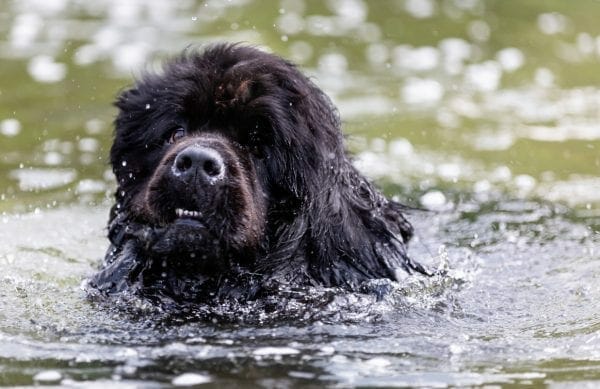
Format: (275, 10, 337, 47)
(1, 0, 599, 387)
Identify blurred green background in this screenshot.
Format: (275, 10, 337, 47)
(1, 0, 600, 215)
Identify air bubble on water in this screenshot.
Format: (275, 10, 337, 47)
(73, 44, 101, 66)
(85, 119, 104, 134)
(44, 152, 63, 166)
(145, 104, 151, 110)
(468, 20, 490, 42)
(496, 47, 524, 72)
(33, 370, 62, 384)
(318, 52, 348, 75)
(538, 12, 567, 35)
(76, 179, 106, 194)
(277, 12, 304, 35)
(576, 33, 595, 55)
(491, 165, 512, 182)
(329, 0, 368, 26)
(27, 55, 67, 83)
(401, 77, 444, 105)
(288, 41, 313, 64)
(514, 174, 537, 192)
(366, 43, 389, 65)
(464, 61, 502, 92)
(405, 0, 435, 19)
(437, 163, 461, 181)
(0, 118, 22, 137)
(78, 138, 99, 152)
(420, 190, 447, 210)
(172, 373, 211, 386)
(534, 67, 554, 88)
(10, 13, 42, 49)
(393, 45, 439, 71)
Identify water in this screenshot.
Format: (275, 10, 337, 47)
(1, 0, 599, 386)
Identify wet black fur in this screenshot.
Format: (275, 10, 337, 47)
(89, 43, 426, 305)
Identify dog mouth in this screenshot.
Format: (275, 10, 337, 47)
(175, 207, 203, 219)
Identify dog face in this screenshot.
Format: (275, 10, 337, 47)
(94, 44, 424, 301)
(109, 44, 342, 269)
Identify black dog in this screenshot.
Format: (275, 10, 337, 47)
(89, 43, 426, 305)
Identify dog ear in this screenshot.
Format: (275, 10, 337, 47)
(261, 159, 427, 289)
(304, 163, 427, 288)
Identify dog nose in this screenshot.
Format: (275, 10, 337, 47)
(172, 146, 225, 181)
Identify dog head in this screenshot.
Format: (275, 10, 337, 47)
(109, 44, 342, 266)
(105, 43, 423, 292)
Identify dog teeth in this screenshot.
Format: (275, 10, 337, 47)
(175, 208, 201, 218)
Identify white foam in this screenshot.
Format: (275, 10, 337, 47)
(253, 347, 300, 356)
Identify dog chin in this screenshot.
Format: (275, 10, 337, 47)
(144, 215, 217, 256)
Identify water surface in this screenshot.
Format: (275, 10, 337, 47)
(1, 0, 599, 386)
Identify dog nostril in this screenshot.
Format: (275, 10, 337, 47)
(203, 159, 221, 177)
(175, 155, 193, 173)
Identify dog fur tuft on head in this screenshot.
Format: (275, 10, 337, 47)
(89, 43, 427, 305)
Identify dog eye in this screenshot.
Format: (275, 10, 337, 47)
(167, 127, 186, 144)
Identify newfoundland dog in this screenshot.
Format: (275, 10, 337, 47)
(89, 43, 427, 306)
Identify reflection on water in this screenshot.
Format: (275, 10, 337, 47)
(0, 0, 599, 386)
